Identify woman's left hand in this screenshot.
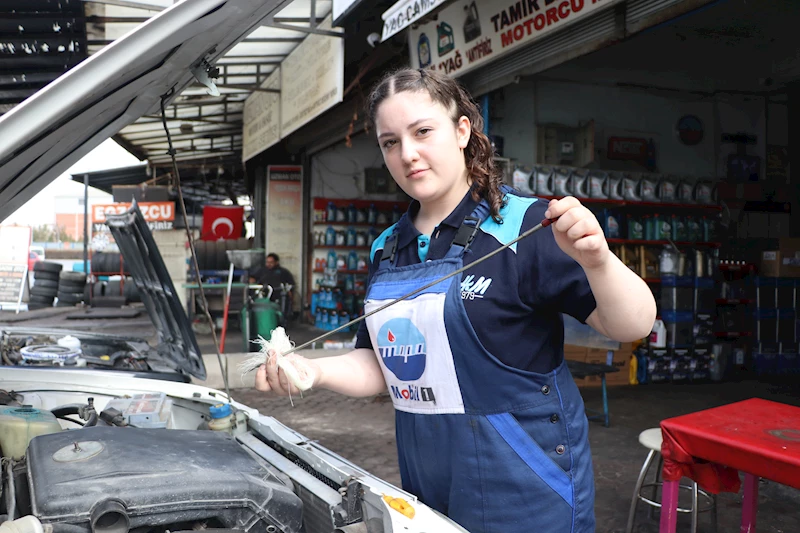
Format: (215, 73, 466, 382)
(545, 196, 610, 271)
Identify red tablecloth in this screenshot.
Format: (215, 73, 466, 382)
(660, 398, 800, 494)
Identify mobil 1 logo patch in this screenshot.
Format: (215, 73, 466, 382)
(377, 318, 436, 404)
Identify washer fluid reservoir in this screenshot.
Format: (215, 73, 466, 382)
(0, 406, 62, 460)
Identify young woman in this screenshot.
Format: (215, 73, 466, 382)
(256, 68, 656, 533)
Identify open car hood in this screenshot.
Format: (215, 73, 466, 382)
(0, 0, 292, 222)
(105, 203, 206, 380)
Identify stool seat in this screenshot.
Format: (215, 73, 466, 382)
(627, 427, 717, 533)
(639, 428, 663, 451)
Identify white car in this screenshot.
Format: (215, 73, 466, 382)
(0, 1, 469, 532)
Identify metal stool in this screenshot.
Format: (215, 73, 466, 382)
(626, 428, 717, 533)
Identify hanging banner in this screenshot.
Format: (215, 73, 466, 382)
(0, 225, 31, 312)
(281, 15, 344, 137)
(92, 202, 175, 233)
(409, 0, 620, 77)
(242, 68, 281, 162)
(266, 165, 303, 295)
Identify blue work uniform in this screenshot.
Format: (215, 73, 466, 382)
(357, 187, 597, 532)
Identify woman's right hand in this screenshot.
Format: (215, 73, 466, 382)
(254, 351, 321, 397)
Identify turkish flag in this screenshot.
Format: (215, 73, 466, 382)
(201, 205, 244, 241)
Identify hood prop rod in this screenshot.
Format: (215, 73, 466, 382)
(160, 91, 231, 401)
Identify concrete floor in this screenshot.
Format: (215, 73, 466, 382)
(234, 379, 800, 533)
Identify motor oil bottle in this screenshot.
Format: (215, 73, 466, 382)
(463, 2, 481, 42)
(325, 226, 336, 246)
(437, 22, 454, 56)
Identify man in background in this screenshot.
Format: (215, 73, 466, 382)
(250, 253, 295, 305)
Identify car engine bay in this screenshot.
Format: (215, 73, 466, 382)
(0, 330, 176, 375)
(0, 389, 385, 533)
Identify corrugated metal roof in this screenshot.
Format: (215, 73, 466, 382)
(84, 0, 335, 173)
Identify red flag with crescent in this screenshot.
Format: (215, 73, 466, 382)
(201, 205, 244, 241)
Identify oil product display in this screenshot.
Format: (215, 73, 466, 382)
(310, 198, 409, 330)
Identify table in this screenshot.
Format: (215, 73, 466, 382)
(567, 359, 619, 427)
(562, 314, 622, 428)
(182, 282, 253, 322)
(659, 398, 800, 533)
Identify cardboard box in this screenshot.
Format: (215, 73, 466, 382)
(564, 344, 587, 363)
(761, 238, 800, 277)
(565, 343, 634, 387)
(583, 343, 633, 387)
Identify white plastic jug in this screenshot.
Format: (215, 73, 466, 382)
(650, 319, 667, 348)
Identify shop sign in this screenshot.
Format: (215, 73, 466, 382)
(243, 68, 281, 162)
(382, 0, 444, 42)
(676, 115, 703, 146)
(281, 15, 344, 137)
(266, 166, 303, 292)
(607, 137, 648, 161)
(721, 132, 757, 145)
(409, 0, 620, 77)
(0, 225, 31, 312)
(92, 202, 175, 233)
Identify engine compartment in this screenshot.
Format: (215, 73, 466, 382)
(0, 390, 380, 533)
(0, 331, 151, 372)
(0, 389, 305, 533)
(26, 427, 303, 533)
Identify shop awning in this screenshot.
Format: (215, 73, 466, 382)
(86, 0, 339, 169)
(70, 164, 248, 209)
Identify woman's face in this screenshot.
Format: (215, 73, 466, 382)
(375, 90, 471, 207)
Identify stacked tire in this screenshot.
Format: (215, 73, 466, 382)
(57, 272, 87, 307)
(91, 252, 128, 275)
(29, 262, 62, 310)
(193, 238, 251, 270)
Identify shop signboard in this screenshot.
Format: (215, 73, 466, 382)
(408, 0, 620, 77)
(266, 166, 303, 290)
(92, 202, 175, 233)
(0, 225, 31, 313)
(281, 15, 344, 137)
(242, 68, 281, 162)
(382, 0, 445, 42)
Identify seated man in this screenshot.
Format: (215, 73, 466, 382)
(250, 253, 295, 303)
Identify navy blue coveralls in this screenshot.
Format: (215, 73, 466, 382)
(362, 189, 597, 532)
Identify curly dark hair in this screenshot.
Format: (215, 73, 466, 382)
(367, 68, 506, 222)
